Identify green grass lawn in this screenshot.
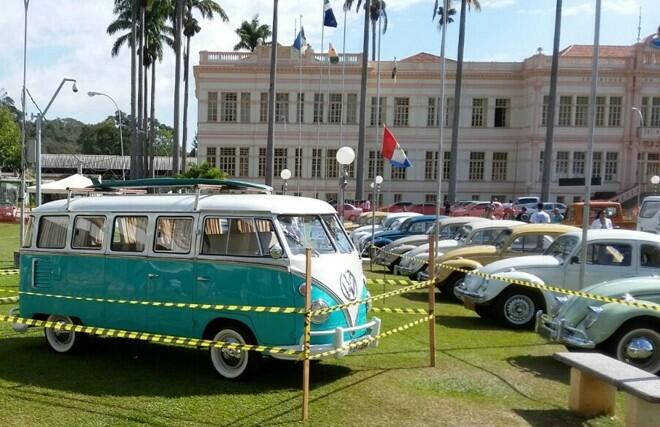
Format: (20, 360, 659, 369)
(0, 223, 624, 426)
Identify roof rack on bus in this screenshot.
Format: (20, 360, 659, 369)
(65, 187, 148, 211)
(88, 178, 273, 194)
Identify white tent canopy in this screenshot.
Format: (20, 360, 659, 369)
(27, 174, 93, 194)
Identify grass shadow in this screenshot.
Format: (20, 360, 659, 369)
(513, 408, 589, 427)
(435, 314, 512, 331)
(0, 335, 352, 398)
(506, 355, 570, 385)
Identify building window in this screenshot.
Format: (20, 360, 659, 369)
(608, 96, 622, 127)
(471, 195, 480, 201)
(239, 148, 249, 177)
(312, 149, 322, 178)
(258, 148, 266, 177)
(572, 151, 585, 177)
(558, 96, 572, 126)
(592, 152, 602, 178)
(541, 95, 549, 126)
(206, 147, 217, 167)
(260, 92, 268, 123)
(443, 151, 451, 180)
(208, 92, 218, 121)
(221, 92, 238, 122)
(425, 194, 437, 203)
(556, 196, 565, 204)
(445, 97, 454, 127)
(556, 151, 569, 178)
(346, 93, 358, 124)
(328, 93, 342, 124)
(219, 147, 236, 176)
(326, 148, 338, 178)
(605, 152, 618, 182)
(393, 97, 409, 127)
(368, 150, 384, 179)
(471, 98, 486, 127)
(294, 148, 303, 177)
(370, 97, 385, 126)
(240, 93, 251, 123)
(391, 167, 406, 181)
(296, 93, 304, 123)
(326, 193, 338, 202)
(393, 194, 402, 203)
(647, 97, 660, 127)
(427, 97, 437, 127)
(469, 152, 485, 180)
(492, 152, 508, 181)
(575, 96, 588, 127)
(595, 96, 606, 127)
(425, 151, 437, 180)
(313, 93, 324, 123)
(275, 93, 289, 123)
(273, 148, 288, 177)
(494, 98, 510, 128)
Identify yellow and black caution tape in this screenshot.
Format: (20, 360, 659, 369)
(367, 278, 417, 286)
(370, 307, 429, 315)
(309, 315, 433, 360)
(0, 315, 301, 356)
(0, 296, 18, 304)
(0, 269, 19, 276)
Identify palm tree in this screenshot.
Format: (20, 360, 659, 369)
(181, 0, 228, 172)
(434, 1, 456, 30)
(172, 0, 183, 175)
(233, 15, 271, 52)
(541, 0, 563, 201)
(447, 0, 480, 203)
(369, 1, 387, 61)
(345, 0, 371, 200)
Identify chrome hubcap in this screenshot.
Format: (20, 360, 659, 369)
(504, 295, 534, 325)
(624, 337, 655, 361)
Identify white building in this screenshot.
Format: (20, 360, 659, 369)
(194, 35, 660, 205)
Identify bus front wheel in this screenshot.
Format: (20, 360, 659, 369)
(210, 325, 260, 380)
(44, 315, 81, 353)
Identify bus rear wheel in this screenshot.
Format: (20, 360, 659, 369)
(44, 315, 81, 353)
(210, 325, 260, 380)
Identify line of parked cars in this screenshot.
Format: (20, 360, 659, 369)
(349, 212, 660, 374)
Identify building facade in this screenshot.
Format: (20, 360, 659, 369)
(194, 36, 660, 205)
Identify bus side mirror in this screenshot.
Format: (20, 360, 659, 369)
(269, 244, 283, 259)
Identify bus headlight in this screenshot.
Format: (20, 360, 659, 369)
(310, 300, 329, 324)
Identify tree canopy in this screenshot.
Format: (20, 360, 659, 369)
(0, 107, 21, 170)
(179, 161, 226, 179)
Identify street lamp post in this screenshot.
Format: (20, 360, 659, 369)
(280, 168, 291, 195)
(88, 91, 125, 180)
(369, 175, 383, 269)
(632, 107, 644, 209)
(652, 175, 660, 193)
(336, 147, 356, 222)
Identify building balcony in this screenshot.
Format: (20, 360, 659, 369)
(639, 127, 660, 141)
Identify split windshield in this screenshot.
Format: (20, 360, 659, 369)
(278, 214, 353, 255)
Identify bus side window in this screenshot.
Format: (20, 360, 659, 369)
(22, 215, 35, 248)
(255, 219, 281, 256)
(37, 216, 69, 249)
(111, 216, 148, 253)
(154, 217, 193, 254)
(202, 217, 260, 257)
(72, 216, 106, 250)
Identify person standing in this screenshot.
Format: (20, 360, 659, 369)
(530, 203, 551, 224)
(443, 200, 451, 216)
(591, 210, 613, 229)
(550, 208, 564, 224)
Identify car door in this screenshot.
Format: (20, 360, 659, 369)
(639, 243, 660, 276)
(563, 241, 635, 290)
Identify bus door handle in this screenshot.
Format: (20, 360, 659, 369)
(197, 276, 209, 282)
(147, 273, 159, 279)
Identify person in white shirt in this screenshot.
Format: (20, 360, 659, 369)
(591, 210, 613, 229)
(530, 203, 551, 223)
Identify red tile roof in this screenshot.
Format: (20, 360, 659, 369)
(560, 45, 634, 58)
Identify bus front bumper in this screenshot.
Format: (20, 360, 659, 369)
(271, 317, 382, 360)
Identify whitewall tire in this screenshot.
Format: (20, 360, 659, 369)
(44, 315, 78, 353)
(210, 325, 259, 380)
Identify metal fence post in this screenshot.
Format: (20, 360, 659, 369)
(428, 235, 436, 367)
(302, 247, 312, 421)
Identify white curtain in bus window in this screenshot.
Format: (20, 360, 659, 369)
(22, 216, 35, 248)
(202, 217, 260, 256)
(255, 219, 280, 254)
(37, 216, 69, 249)
(111, 216, 148, 252)
(72, 216, 106, 250)
(154, 217, 193, 253)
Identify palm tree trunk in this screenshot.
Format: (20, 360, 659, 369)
(265, 0, 279, 186)
(143, 63, 149, 176)
(172, 0, 183, 176)
(136, 3, 145, 179)
(541, 0, 563, 201)
(150, 61, 156, 178)
(371, 19, 376, 61)
(182, 34, 191, 173)
(447, 0, 467, 203)
(355, 0, 371, 200)
(130, 1, 138, 179)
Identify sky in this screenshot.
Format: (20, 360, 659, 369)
(0, 0, 658, 149)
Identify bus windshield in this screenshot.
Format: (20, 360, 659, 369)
(278, 215, 335, 255)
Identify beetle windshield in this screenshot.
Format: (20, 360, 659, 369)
(544, 235, 579, 262)
(493, 229, 512, 248)
(278, 215, 335, 255)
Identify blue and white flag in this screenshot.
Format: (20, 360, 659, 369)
(324, 0, 338, 28)
(293, 26, 307, 51)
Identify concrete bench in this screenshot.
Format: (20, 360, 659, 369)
(555, 352, 660, 427)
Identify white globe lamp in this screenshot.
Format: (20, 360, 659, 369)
(651, 175, 660, 185)
(336, 146, 355, 165)
(280, 169, 292, 180)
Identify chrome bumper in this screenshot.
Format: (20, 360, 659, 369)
(272, 317, 382, 360)
(535, 311, 595, 349)
(455, 285, 488, 304)
(395, 263, 423, 276)
(374, 253, 399, 266)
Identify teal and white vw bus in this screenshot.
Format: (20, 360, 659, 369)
(15, 186, 379, 379)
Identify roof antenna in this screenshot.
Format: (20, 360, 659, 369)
(637, 6, 642, 43)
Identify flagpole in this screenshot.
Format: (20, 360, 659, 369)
(297, 15, 303, 194)
(313, 3, 326, 198)
(340, 5, 348, 147)
(435, 0, 449, 247)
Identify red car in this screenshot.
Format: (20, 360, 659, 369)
(451, 201, 505, 219)
(381, 202, 414, 213)
(0, 203, 17, 223)
(336, 203, 363, 222)
(409, 203, 438, 215)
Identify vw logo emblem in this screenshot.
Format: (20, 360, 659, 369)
(340, 271, 358, 301)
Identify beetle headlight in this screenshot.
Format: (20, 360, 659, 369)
(310, 300, 330, 324)
(583, 306, 603, 329)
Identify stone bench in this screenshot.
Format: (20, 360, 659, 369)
(555, 352, 660, 427)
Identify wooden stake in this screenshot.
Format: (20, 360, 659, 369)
(302, 247, 312, 421)
(428, 235, 436, 367)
